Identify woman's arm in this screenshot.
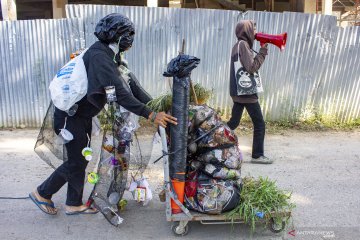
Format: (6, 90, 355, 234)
(127, 72, 152, 104)
(239, 41, 268, 74)
(92, 54, 152, 119)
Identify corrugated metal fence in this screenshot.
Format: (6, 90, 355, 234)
(66, 5, 240, 116)
(0, 18, 85, 127)
(245, 11, 360, 123)
(0, 5, 359, 127)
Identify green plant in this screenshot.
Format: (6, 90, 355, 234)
(192, 83, 213, 104)
(146, 93, 173, 112)
(98, 105, 116, 131)
(227, 176, 295, 232)
(146, 83, 212, 112)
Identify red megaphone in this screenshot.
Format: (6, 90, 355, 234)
(255, 32, 287, 51)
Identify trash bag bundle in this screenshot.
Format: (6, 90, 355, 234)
(190, 159, 241, 180)
(184, 171, 241, 214)
(188, 105, 238, 151)
(197, 146, 242, 169)
(183, 105, 243, 214)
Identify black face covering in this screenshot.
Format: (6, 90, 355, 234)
(118, 30, 135, 52)
(94, 13, 135, 52)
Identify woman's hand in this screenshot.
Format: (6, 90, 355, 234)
(149, 112, 177, 128)
(260, 43, 268, 48)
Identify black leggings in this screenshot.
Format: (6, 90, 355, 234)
(227, 102, 265, 158)
(37, 116, 92, 206)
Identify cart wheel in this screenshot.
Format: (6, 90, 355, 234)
(268, 218, 286, 233)
(171, 222, 189, 236)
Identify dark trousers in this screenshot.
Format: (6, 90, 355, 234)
(227, 102, 265, 158)
(37, 116, 92, 206)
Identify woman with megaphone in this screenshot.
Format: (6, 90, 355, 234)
(227, 20, 273, 164)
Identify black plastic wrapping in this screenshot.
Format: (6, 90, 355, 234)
(165, 55, 200, 182)
(94, 13, 135, 51)
(163, 55, 200, 78)
(169, 75, 190, 181)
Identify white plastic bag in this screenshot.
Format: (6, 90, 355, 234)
(49, 49, 88, 111)
(129, 177, 153, 206)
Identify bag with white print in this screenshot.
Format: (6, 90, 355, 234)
(234, 41, 263, 95)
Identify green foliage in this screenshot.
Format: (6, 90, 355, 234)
(227, 176, 295, 232)
(146, 93, 173, 113)
(192, 83, 213, 104)
(146, 83, 213, 112)
(97, 105, 116, 131)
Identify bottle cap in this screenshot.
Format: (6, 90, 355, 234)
(88, 172, 99, 184)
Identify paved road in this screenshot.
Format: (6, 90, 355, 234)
(0, 129, 359, 240)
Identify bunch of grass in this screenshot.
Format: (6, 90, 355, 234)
(227, 176, 295, 232)
(146, 83, 213, 112)
(146, 93, 173, 113)
(192, 83, 212, 104)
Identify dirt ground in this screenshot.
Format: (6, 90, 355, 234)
(0, 129, 359, 240)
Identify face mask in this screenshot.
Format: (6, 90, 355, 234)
(57, 117, 74, 144)
(109, 37, 122, 64)
(118, 31, 134, 51)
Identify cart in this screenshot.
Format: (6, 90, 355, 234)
(158, 127, 291, 236)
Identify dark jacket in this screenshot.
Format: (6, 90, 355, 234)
(79, 41, 152, 118)
(230, 20, 268, 103)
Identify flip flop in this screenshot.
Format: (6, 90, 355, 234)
(65, 207, 99, 216)
(29, 193, 57, 215)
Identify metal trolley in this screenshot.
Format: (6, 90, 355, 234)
(159, 127, 291, 236)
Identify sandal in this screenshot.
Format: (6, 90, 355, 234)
(65, 207, 99, 215)
(29, 192, 57, 215)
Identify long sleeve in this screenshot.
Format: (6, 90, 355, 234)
(91, 53, 152, 119)
(239, 41, 268, 74)
(128, 72, 152, 104)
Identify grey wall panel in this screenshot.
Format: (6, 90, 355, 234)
(0, 18, 85, 127)
(1, 5, 359, 127)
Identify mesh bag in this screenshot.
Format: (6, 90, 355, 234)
(34, 102, 156, 226)
(34, 102, 68, 169)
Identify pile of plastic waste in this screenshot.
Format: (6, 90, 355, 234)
(184, 105, 243, 214)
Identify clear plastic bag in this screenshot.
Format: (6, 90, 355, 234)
(197, 146, 243, 170)
(184, 173, 241, 214)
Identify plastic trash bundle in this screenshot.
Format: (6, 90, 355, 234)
(88, 104, 156, 226)
(197, 146, 243, 170)
(197, 124, 237, 149)
(188, 105, 215, 132)
(187, 105, 237, 150)
(203, 163, 241, 180)
(184, 172, 241, 214)
(189, 160, 241, 180)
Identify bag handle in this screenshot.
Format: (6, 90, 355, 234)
(236, 40, 244, 63)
